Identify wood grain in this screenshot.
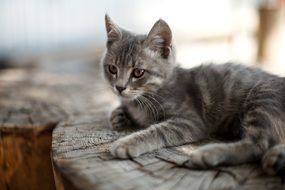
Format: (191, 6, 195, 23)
(52, 112, 285, 190)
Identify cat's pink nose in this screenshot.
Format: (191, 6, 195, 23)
(115, 86, 126, 93)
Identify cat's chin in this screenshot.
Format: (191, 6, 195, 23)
(118, 93, 140, 102)
(119, 95, 136, 101)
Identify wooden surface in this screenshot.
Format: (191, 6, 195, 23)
(50, 57, 285, 190)
(0, 82, 66, 189)
(52, 113, 285, 190)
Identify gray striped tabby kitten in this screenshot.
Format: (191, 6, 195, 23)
(102, 15, 285, 175)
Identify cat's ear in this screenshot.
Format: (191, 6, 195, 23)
(105, 14, 122, 46)
(145, 19, 172, 58)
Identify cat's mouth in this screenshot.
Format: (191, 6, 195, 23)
(117, 93, 137, 102)
(114, 88, 141, 100)
(121, 91, 138, 99)
(119, 92, 131, 98)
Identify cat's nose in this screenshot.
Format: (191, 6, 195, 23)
(115, 86, 126, 93)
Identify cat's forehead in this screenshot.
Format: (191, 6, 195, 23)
(110, 36, 146, 67)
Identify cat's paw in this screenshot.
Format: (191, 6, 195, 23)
(262, 145, 285, 175)
(109, 107, 130, 130)
(183, 145, 227, 169)
(110, 136, 143, 159)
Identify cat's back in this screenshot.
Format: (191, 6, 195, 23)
(162, 62, 277, 107)
(180, 63, 277, 95)
(167, 63, 279, 130)
(190, 62, 275, 84)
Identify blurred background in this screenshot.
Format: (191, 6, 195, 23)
(0, 0, 284, 75)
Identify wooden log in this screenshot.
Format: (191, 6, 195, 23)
(0, 67, 92, 189)
(0, 96, 66, 190)
(52, 112, 285, 190)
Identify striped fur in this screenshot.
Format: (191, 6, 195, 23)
(102, 15, 285, 175)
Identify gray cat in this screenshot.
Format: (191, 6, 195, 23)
(102, 14, 285, 175)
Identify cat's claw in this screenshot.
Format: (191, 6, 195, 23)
(110, 137, 142, 159)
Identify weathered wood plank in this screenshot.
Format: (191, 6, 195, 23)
(52, 113, 285, 190)
(0, 83, 67, 190)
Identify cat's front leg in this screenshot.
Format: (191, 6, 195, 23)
(109, 106, 132, 130)
(110, 117, 206, 159)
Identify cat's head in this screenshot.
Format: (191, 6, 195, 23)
(102, 14, 176, 100)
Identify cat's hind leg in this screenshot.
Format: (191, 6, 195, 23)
(263, 144, 285, 175)
(184, 81, 283, 169)
(183, 109, 278, 169)
(183, 134, 270, 169)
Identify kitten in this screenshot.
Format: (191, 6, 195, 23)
(102, 14, 285, 175)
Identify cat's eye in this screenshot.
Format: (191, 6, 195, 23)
(132, 68, 145, 78)
(108, 65, 117, 75)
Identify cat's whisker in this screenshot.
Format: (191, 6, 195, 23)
(137, 96, 151, 117)
(143, 94, 165, 120)
(144, 97, 158, 121)
(135, 97, 144, 111)
(137, 96, 151, 118)
(139, 96, 156, 121)
(140, 95, 159, 121)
